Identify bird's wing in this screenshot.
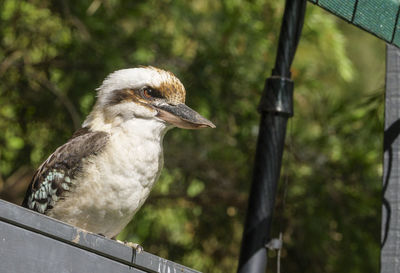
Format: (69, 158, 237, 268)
(22, 127, 109, 214)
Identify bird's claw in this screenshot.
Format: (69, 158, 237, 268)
(117, 240, 144, 253)
(125, 242, 144, 253)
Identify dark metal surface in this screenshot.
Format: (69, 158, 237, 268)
(237, 0, 306, 272)
(0, 199, 200, 273)
(0, 220, 146, 273)
(237, 115, 290, 273)
(381, 44, 400, 273)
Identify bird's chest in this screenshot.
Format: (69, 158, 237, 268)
(47, 120, 167, 238)
(92, 133, 164, 214)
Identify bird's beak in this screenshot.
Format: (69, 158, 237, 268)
(155, 103, 216, 129)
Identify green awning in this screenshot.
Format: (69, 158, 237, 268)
(309, 0, 400, 48)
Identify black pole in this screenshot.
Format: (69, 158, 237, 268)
(237, 1, 306, 272)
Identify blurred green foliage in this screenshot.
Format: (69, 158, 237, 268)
(0, 1, 384, 272)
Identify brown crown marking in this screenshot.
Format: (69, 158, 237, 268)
(147, 67, 186, 104)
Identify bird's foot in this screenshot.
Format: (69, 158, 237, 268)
(116, 240, 144, 253)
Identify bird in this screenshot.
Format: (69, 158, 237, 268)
(22, 66, 215, 244)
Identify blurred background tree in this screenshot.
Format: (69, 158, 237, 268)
(0, 0, 384, 272)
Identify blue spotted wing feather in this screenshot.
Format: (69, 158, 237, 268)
(22, 128, 109, 214)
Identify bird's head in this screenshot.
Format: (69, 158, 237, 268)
(85, 67, 215, 130)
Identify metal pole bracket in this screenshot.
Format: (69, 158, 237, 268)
(258, 76, 294, 117)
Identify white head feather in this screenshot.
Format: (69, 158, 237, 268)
(83, 67, 181, 130)
(96, 67, 174, 107)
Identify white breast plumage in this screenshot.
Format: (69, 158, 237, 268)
(47, 118, 168, 238)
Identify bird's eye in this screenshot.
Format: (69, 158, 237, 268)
(142, 87, 163, 99)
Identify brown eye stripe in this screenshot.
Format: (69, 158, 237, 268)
(105, 89, 135, 106)
(106, 87, 165, 106)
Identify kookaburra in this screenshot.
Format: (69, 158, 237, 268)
(22, 66, 215, 241)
